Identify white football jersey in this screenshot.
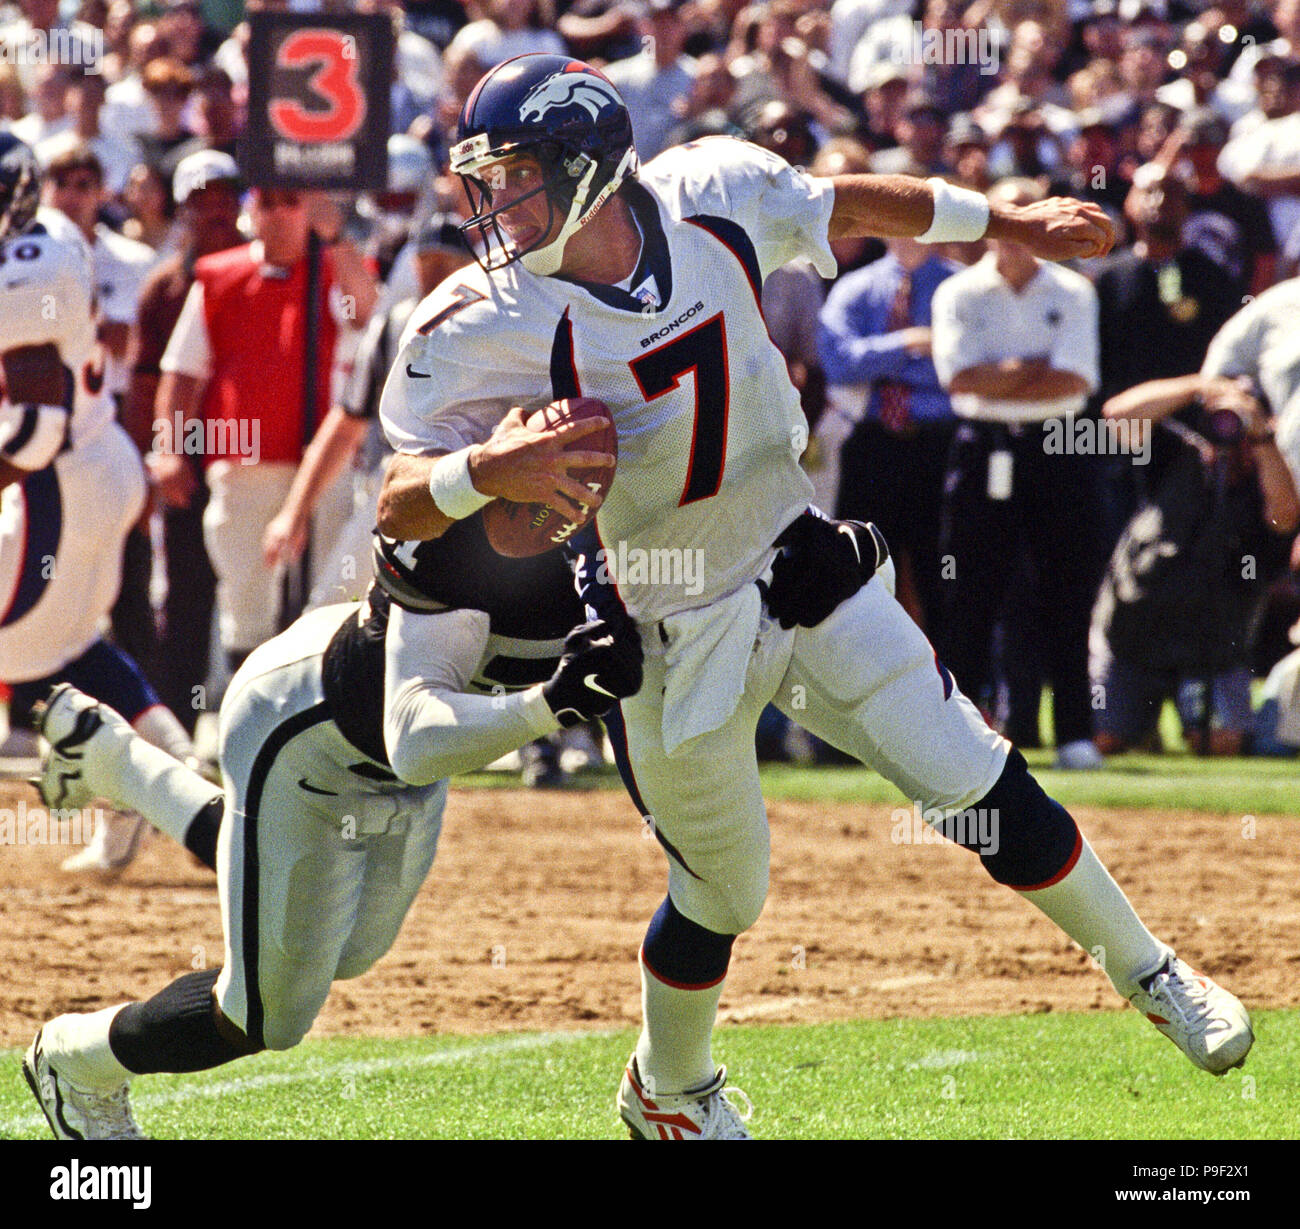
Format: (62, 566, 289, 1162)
(381, 138, 837, 624)
(0, 208, 115, 446)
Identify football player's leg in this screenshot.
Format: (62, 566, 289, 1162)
(213, 636, 375, 1052)
(778, 578, 1172, 999)
(333, 781, 447, 981)
(38, 736, 367, 1124)
(609, 641, 780, 1095)
(35, 675, 221, 869)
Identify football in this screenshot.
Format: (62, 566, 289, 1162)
(482, 397, 618, 557)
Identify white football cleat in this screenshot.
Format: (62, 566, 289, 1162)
(1129, 955, 1254, 1075)
(22, 1027, 146, 1140)
(618, 1056, 752, 1140)
(60, 811, 149, 875)
(35, 683, 107, 810)
(35, 685, 149, 874)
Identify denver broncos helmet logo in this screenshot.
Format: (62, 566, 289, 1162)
(518, 71, 622, 124)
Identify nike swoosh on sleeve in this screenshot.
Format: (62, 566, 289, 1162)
(406, 364, 432, 378)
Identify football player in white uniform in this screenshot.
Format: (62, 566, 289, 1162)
(0, 134, 212, 874)
(377, 55, 1254, 1139)
(21, 424, 642, 1139)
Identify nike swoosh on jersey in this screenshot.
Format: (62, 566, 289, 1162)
(584, 674, 618, 699)
(298, 778, 339, 796)
(406, 364, 432, 379)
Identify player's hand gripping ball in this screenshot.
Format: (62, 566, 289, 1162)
(482, 397, 618, 557)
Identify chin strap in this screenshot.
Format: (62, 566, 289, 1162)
(520, 145, 639, 276)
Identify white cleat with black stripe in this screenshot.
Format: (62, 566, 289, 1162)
(22, 1026, 146, 1140)
(34, 684, 149, 874)
(33, 683, 106, 811)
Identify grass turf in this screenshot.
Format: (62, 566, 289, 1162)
(2, 1011, 1293, 1140)
(460, 749, 1298, 818)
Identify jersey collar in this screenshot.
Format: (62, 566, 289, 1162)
(554, 179, 673, 314)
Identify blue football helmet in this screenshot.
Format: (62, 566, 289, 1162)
(450, 54, 638, 275)
(0, 133, 40, 243)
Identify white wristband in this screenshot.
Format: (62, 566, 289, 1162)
(916, 178, 990, 243)
(427, 448, 494, 519)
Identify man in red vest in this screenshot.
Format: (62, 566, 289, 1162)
(150, 186, 377, 676)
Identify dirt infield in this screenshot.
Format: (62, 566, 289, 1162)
(0, 778, 1295, 1048)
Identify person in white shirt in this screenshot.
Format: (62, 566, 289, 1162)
(931, 176, 1105, 770)
(1217, 60, 1300, 249)
(602, 0, 697, 164)
(41, 145, 159, 413)
(35, 70, 139, 197)
(8, 62, 71, 148)
(1200, 275, 1300, 496)
(443, 0, 566, 75)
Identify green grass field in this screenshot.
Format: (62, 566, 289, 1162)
(462, 747, 1299, 816)
(3, 1011, 1294, 1140)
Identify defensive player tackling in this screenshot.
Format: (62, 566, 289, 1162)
(377, 55, 1254, 1139)
(21, 406, 642, 1139)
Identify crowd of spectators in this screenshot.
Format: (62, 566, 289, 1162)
(4, 0, 1300, 773)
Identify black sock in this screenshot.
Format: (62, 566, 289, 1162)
(109, 969, 261, 1074)
(183, 796, 221, 871)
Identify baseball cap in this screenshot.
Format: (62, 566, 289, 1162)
(173, 149, 240, 203)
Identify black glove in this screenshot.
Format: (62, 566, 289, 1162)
(543, 616, 644, 727)
(760, 511, 889, 630)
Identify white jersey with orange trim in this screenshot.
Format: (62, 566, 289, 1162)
(0, 208, 115, 446)
(380, 138, 837, 625)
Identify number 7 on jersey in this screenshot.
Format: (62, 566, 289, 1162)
(628, 312, 729, 507)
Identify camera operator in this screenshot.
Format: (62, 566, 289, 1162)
(1093, 376, 1299, 755)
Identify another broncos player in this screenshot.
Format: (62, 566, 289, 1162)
(377, 55, 1254, 1139)
(21, 406, 640, 1139)
(0, 134, 214, 874)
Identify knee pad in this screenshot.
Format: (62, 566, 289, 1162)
(955, 748, 1081, 889)
(642, 897, 735, 988)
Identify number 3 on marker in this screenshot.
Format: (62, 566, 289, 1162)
(270, 29, 365, 143)
(629, 312, 729, 507)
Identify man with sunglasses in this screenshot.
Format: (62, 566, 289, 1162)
(152, 182, 377, 684)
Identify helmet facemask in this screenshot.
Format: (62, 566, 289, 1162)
(0, 142, 39, 244)
(453, 137, 636, 276)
